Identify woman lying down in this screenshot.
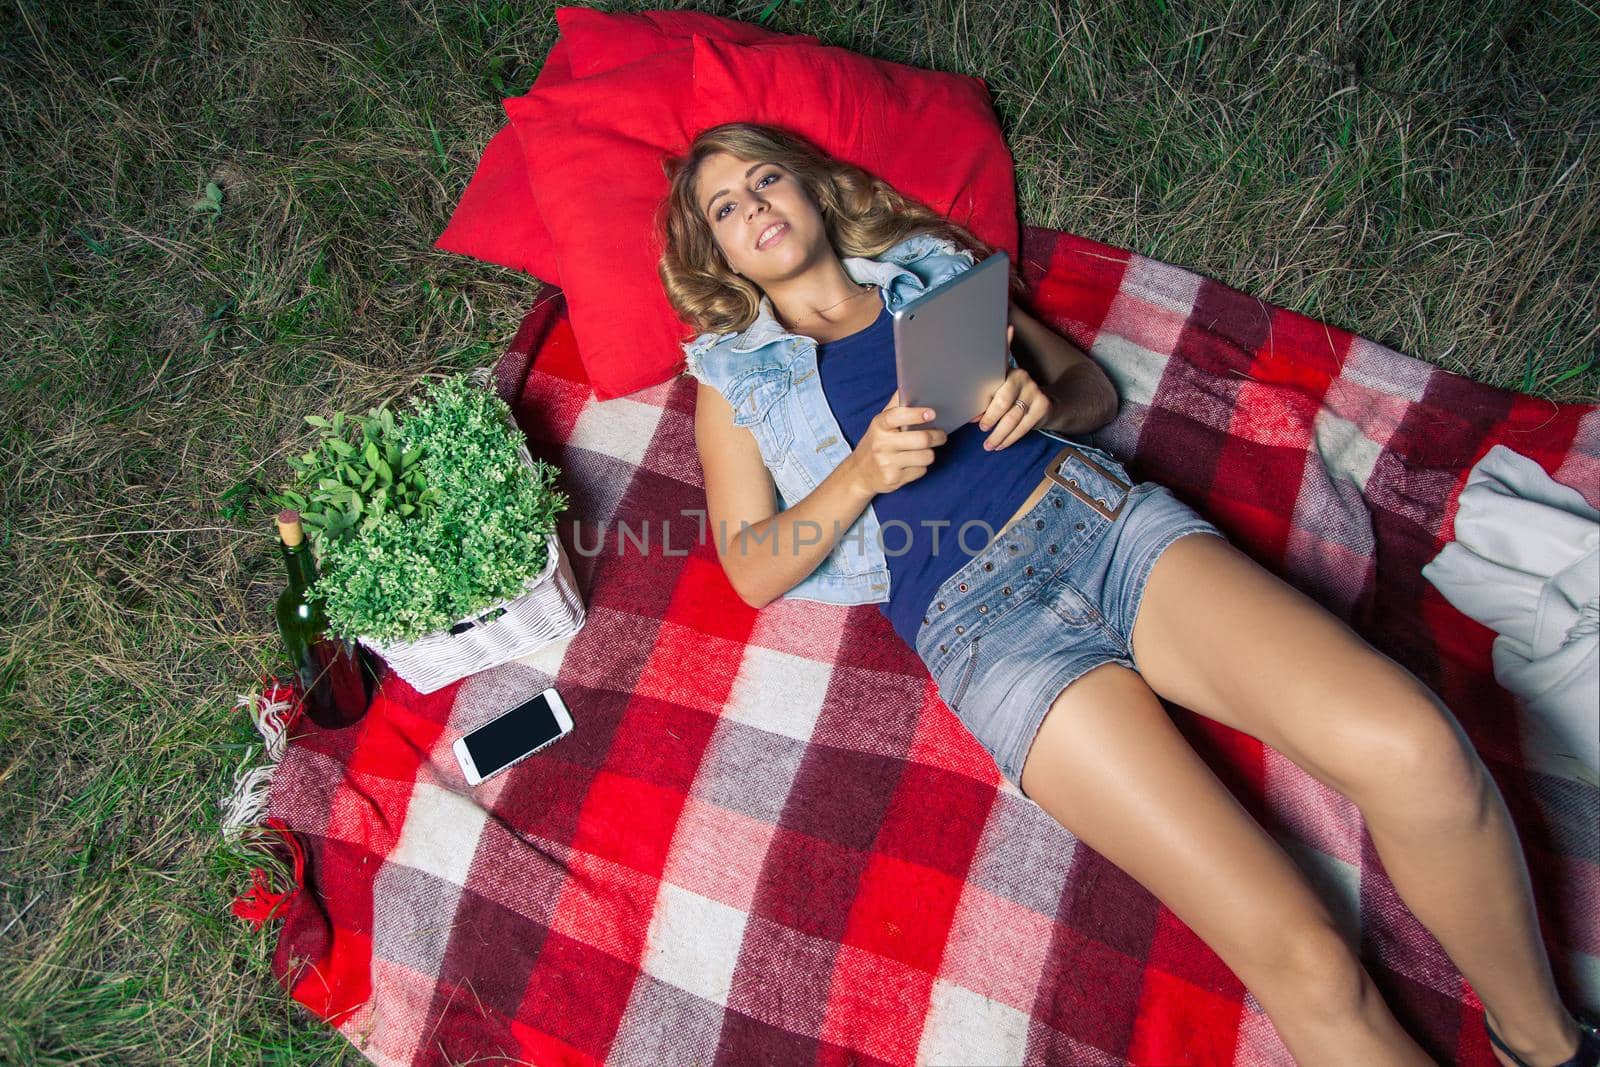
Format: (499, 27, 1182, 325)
(655, 121, 1598, 1067)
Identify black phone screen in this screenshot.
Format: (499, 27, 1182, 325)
(463, 691, 563, 778)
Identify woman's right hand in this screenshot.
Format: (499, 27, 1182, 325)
(847, 390, 950, 496)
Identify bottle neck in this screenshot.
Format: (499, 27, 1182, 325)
(280, 540, 319, 590)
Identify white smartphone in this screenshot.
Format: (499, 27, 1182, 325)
(452, 687, 574, 786)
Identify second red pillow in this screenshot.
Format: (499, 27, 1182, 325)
(692, 36, 1019, 263)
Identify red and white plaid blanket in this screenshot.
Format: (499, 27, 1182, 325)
(244, 224, 1599, 1066)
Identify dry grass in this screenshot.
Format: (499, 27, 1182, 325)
(0, 0, 1594, 1060)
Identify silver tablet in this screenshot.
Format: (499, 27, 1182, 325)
(892, 248, 1010, 436)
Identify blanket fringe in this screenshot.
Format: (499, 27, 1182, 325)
(220, 678, 301, 838)
(223, 679, 308, 930)
(230, 817, 306, 930)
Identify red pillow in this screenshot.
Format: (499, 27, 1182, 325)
(503, 48, 699, 399)
(432, 38, 571, 283)
(433, 8, 818, 288)
(503, 33, 1018, 400)
(692, 35, 1020, 261)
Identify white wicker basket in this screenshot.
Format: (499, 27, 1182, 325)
(345, 368, 586, 694)
(358, 527, 584, 694)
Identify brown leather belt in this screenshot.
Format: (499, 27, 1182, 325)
(1044, 443, 1131, 521)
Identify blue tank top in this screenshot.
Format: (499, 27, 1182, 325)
(815, 297, 1061, 647)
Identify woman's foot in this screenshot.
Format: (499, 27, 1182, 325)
(1484, 1007, 1599, 1067)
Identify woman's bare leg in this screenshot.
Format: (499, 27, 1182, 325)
(1128, 533, 1584, 1066)
(1019, 661, 1434, 1065)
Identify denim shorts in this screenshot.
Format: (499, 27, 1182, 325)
(913, 442, 1228, 801)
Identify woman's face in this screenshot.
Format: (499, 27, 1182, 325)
(694, 151, 824, 283)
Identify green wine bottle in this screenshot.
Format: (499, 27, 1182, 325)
(274, 509, 377, 729)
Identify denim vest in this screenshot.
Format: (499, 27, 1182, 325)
(682, 233, 1068, 607)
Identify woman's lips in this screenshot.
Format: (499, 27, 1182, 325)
(756, 223, 788, 250)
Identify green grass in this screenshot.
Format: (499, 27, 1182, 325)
(0, 0, 1594, 1060)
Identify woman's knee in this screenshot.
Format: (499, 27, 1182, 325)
(1307, 668, 1489, 830)
(1239, 919, 1373, 1022)
(1021, 666, 1368, 1004)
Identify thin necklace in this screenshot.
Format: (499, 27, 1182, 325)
(780, 282, 877, 330)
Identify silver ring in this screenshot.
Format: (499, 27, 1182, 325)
(1013, 398, 1029, 414)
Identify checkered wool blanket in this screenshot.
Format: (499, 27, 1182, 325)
(241, 224, 1599, 1066)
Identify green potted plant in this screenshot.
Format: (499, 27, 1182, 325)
(273, 368, 584, 693)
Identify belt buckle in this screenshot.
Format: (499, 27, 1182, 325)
(1047, 445, 1129, 521)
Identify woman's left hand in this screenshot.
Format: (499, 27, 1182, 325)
(973, 324, 1053, 451)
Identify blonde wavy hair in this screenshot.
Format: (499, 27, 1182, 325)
(655, 122, 1027, 340)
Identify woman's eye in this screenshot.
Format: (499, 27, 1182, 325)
(716, 173, 779, 221)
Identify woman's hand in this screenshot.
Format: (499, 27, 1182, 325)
(847, 389, 950, 496)
(973, 323, 1053, 451)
